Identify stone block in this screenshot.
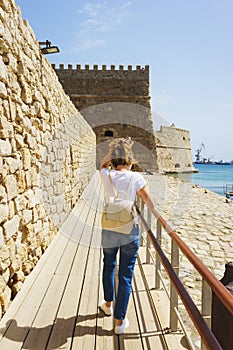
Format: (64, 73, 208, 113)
(0, 276, 6, 295)
(3, 215, 20, 241)
(4, 174, 18, 200)
(25, 189, 36, 208)
(0, 226, 4, 247)
(8, 200, 15, 219)
(0, 203, 8, 224)
(2, 267, 10, 282)
(12, 281, 23, 298)
(0, 115, 13, 137)
(0, 285, 12, 313)
(21, 148, 31, 170)
(0, 139, 12, 156)
(16, 169, 26, 193)
(22, 260, 34, 275)
(13, 270, 25, 283)
(0, 81, 7, 98)
(10, 257, 22, 278)
(4, 156, 21, 173)
(15, 134, 24, 148)
(33, 219, 42, 234)
(19, 76, 33, 104)
(15, 193, 28, 212)
(21, 209, 32, 225)
(25, 133, 37, 149)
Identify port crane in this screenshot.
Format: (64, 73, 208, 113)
(195, 143, 205, 162)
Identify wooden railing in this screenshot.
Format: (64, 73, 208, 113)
(136, 198, 233, 350)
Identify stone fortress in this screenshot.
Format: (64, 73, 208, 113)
(0, 0, 195, 317)
(54, 63, 196, 174)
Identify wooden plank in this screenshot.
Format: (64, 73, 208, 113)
(112, 261, 141, 350)
(70, 182, 103, 349)
(46, 245, 90, 350)
(96, 250, 119, 350)
(21, 274, 68, 350)
(118, 289, 143, 350)
(71, 246, 101, 350)
(132, 264, 166, 349)
(150, 289, 188, 350)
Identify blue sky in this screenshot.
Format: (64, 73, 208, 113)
(16, 0, 233, 161)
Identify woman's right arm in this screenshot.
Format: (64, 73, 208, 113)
(137, 186, 160, 218)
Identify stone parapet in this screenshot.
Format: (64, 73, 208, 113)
(52, 63, 150, 72)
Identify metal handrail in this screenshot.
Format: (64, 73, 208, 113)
(136, 204, 233, 350)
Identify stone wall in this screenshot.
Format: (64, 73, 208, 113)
(53, 64, 159, 172)
(0, 0, 96, 317)
(155, 125, 196, 173)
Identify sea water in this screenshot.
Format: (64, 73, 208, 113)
(176, 164, 233, 197)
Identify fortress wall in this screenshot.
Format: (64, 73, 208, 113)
(0, 0, 96, 317)
(155, 125, 196, 173)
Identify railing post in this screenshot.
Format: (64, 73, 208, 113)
(146, 209, 151, 264)
(155, 220, 161, 289)
(170, 238, 179, 331)
(140, 200, 144, 246)
(201, 278, 212, 350)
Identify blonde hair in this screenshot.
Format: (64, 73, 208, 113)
(108, 137, 136, 168)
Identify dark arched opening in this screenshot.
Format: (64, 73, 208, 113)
(104, 130, 114, 137)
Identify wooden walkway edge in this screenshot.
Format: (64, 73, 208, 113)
(0, 171, 188, 350)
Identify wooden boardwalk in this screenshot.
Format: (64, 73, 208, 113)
(0, 172, 188, 350)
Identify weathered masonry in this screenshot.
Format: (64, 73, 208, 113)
(0, 0, 96, 317)
(53, 64, 159, 172)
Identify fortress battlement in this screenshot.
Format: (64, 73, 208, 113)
(52, 63, 149, 73)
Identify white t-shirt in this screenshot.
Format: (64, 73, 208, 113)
(100, 168, 146, 203)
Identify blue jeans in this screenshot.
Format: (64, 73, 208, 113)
(102, 225, 140, 320)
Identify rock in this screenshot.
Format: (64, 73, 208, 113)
(0, 203, 8, 224)
(4, 174, 18, 200)
(0, 285, 12, 313)
(0, 81, 7, 98)
(12, 281, 23, 298)
(3, 215, 20, 241)
(0, 139, 12, 156)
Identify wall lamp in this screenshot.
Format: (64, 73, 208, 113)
(39, 40, 60, 54)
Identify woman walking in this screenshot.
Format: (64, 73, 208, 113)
(99, 137, 156, 334)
